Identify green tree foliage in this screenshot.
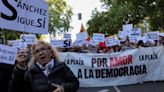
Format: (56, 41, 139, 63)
(46, 0, 73, 36)
(87, 0, 163, 36)
(0, 29, 22, 40)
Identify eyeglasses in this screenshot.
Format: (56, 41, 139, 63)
(34, 48, 49, 54)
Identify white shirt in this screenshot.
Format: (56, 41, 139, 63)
(36, 59, 54, 77)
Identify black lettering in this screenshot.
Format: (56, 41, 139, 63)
(130, 66, 134, 75)
(89, 69, 94, 78)
(95, 69, 100, 78)
(40, 9, 46, 16)
(29, 5, 34, 12)
(142, 65, 147, 74)
(145, 55, 149, 60)
(17, 0, 22, 8)
(1, 0, 17, 20)
(139, 55, 143, 61)
(43, 18, 46, 28)
(118, 68, 124, 76)
(139, 52, 158, 61)
(77, 69, 82, 79)
(64, 40, 67, 47)
(84, 69, 88, 79)
(124, 67, 129, 76)
(37, 19, 42, 27)
(101, 69, 106, 78)
(114, 68, 119, 77)
(34, 7, 40, 14)
(134, 66, 140, 75)
(97, 58, 101, 67)
(103, 58, 108, 67)
(91, 58, 96, 68)
(106, 68, 113, 77)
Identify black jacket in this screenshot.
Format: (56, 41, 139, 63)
(9, 60, 79, 92)
(0, 63, 14, 92)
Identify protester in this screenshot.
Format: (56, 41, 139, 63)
(137, 40, 145, 48)
(80, 44, 89, 53)
(16, 48, 31, 66)
(0, 46, 31, 92)
(9, 40, 79, 92)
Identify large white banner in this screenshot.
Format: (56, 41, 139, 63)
(60, 46, 164, 87)
(0, 0, 49, 34)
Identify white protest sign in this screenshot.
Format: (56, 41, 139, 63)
(128, 28, 141, 43)
(118, 31, 128, 39)
(123, 24, 133, 32)
(64, 33, 71, 39)
(50, 39, 65, 47)
(74, 40, 83, 47)
(159, 33, 164, 37)
(0, 44, 17, 65)
(91, 39, 98, 46)
(105, 37, 119, 46)
(92, 33, 105, 43)
(20, 34, 36, 44)
(76, 31, 88, 41)
(146, 31, 159, 40)
(0, 0, 49, 34)
(9, 40, 22, 48)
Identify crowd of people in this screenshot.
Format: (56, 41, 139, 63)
(56, 36, 164, 53)
(0, 35, 163, 92)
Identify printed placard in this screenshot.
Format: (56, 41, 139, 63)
(92, 33, 105, 43)
(50, 39, 65, 47)
(76, 31, 88, 41)
(20, 34, 36, 44)
(64, 33, 71, 39)
(0, 44, 18, 65)
(0, 0, 49, 34)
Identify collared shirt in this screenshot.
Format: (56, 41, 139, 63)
(36, 59, 54, 77)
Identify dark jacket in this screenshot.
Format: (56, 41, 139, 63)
(9, 60, 79, 92)
(0, 63, 14, 92)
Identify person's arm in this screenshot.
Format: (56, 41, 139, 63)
(8, 64, 33, 92)
(8, 65, 27, 92)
